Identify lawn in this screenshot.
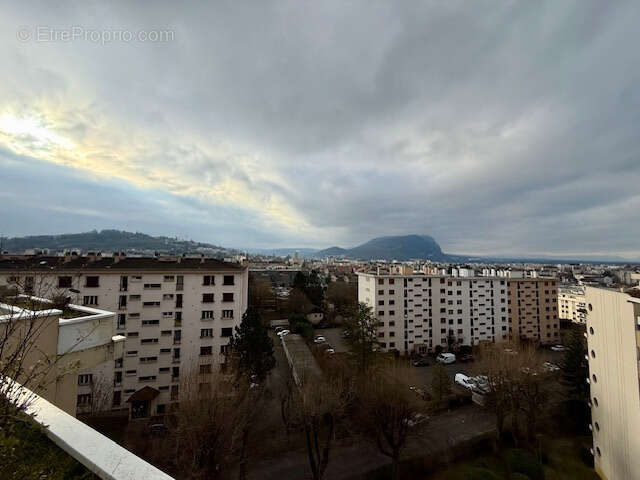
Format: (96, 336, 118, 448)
(425, 436, 597, 480)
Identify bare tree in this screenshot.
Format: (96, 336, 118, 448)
(172, 371, 238, 479)
(356, 363, 423, 480)
(0, 274, 79, 424)
(291, 373, 353, 480)
(475, 343, 552, 445)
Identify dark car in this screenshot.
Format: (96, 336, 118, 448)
(412, 358, 430, 367)
(459, 354, 475, 363)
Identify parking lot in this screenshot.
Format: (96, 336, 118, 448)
(315, 327, 349, 353)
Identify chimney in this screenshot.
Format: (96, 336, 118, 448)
(87, 251, 102, 263)
(113, 251, 126, 264)
(200, 253, 205, 264)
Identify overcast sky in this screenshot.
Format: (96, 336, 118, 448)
(1, 1, 639, 258)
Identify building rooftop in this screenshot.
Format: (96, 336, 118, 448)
(0, 254, 246, 272)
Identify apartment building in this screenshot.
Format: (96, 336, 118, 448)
(558, 286, 587, 324)
(584, 286, 640, 480)
(357, 266, 510, 355)
(509, 277, 560, 344)
(0, 252, 248, 417)
(357, 267, 559, 355)
(0, 294, 122, 416)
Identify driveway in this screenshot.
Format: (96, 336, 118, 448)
(316, 327, 349, 353)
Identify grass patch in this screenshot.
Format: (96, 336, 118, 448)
(425, 437, 597, 480)
(0, 414, 97, 480)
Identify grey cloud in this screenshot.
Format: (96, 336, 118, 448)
(1, 1, 640, 257)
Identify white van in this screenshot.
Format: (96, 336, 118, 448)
(436, 352, 456, 364)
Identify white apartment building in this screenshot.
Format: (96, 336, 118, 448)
(585, 286, 640, 480)
(357, 266, 510, 355)
(0, 252, 248, 417)
(558, 287, 587, 324)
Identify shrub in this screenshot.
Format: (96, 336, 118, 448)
(464, 467, 500, 480)
(505, 448, 544, 480)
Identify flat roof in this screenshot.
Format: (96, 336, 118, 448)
(0, 255, 246, 273)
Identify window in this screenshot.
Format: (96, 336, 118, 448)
(83, 295, 98, 306)
(125, 370, 137, 376)
(126, 350, 138, 356)
(58, 276, 72, 288)
(142, 319, 159, 326)
(78, 374, 92, 386)
(203, 275, 215, 286)
(164, 275, 175, 282)
(201, 328, 213, 338)
(144, 283, 161, 289)
(200, 364, 212, 374)
(200, 346, 213, 356)
(114, 371, 122, 385)
(141, 338, 159, 344)
(202, 293, 214, 303)
(112, 391, 121, 407)
(129, 295, 141, 301)
(378, 279, 384, 285)
(119, 295, 127, 308)
(77, 394, 92, 406)
(173, 330, 181, 344)
(221, 327, 233, 337)
(163, 294, 174, 301)
(223, 275, 235, 286)
(223, 292, 234, 302)
(85, 276, 99, 287)
(171, 385, 179, 401)
(140, 356, 158, 363)
(139, 376, 157, 382)
(222, 309, 234, 318)
(202, 310, 214, 319)
(389, 279, 394, 285)
(143, 301, 160, 307)
(389, 290, 395, 295)
(117, 314, 126, 329)
(175, 294, 183, 308)
(176, 276, 184, 291)
(127, 332, 139, 337)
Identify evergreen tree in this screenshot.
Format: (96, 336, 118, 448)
(344, 302, 378, 372)
(561, 326, 589, 401)
(228, 307, 275, 381)
(431, 363, 451, 404)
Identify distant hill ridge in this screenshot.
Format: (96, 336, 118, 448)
(0, 230, 236, 256)
(315, 234, 447, 261)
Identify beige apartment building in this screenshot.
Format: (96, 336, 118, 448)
(585, 286, 640, 480)
(357, 266, 510, 355)
(509, 277, 560, 345)
(357, 267, 559, 355)
(0, 252, 248, 417)
(0, 294, 122, 416)
(558, 287, 587, 324)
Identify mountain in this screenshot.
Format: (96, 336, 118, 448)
(316, 235, 446, 261)
(0, 230, 237, 256)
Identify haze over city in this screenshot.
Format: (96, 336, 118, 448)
(1, 1, 640, 259)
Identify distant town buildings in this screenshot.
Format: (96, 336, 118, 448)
(584, 286, 640, 480)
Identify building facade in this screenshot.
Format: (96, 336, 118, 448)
(585, 286, 640, 480)
(558, 287, 587, 324)
(357, 267, 559, 355)
(509, 277, 560, 344)
(0, 253, 248, 416)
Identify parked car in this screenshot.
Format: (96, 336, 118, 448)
(313, 336, 326, 344)
(148, 424, 169, 436)
(550, 344, 566, 352)
(405, 412, 428, 428)
(274, 326, 284, 334)
(543, 361, 561, 372)
(459, 354, 474, 363)
(436, 353, 456, 364)
(324, 348, 336, 355)
(341, 330, 350, 338)
(412, 358, 430, 367)
(455, 373, 475, 390)
(471, 375, 490, 394)
(277, 329, 290, 337)
(504, 348, 518, 355)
